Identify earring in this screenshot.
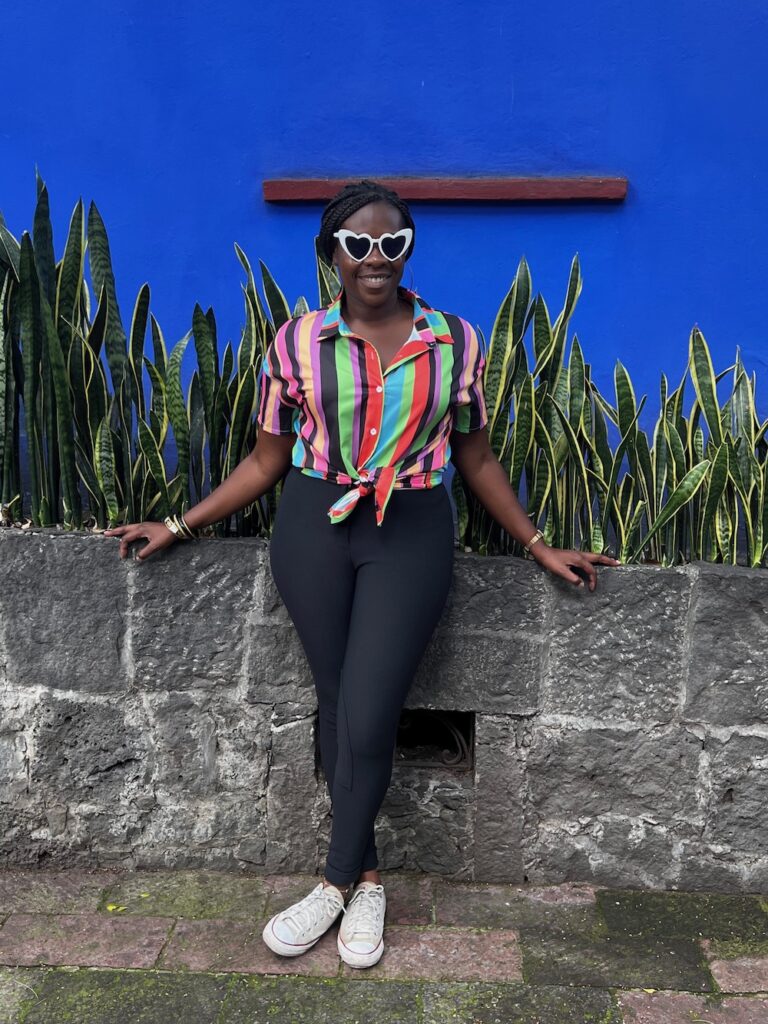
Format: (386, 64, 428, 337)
(407, 265, 416, 291)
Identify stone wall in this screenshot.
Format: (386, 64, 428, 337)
(1, 529, 766, 892)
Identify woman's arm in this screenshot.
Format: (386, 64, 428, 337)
(104, 430, 295, 560)
(450, 427, 619, 590)
(182, 430, 295, 532)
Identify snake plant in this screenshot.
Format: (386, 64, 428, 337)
(1, 175, 765, 566)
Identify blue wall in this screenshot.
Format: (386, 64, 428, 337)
(3, 0, 767, 419)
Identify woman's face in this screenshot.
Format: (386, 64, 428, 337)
(332, 200, 409, 310)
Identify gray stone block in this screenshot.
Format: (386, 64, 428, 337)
(674, 839, 768, 892)
(143, 691, 271, 797)
(242, 622, 316, 707)
(0, 531, 129, 693)
(473, 714, 525, 881)
(377, 767, 474, 877)
(410, 629, 541, 713)
(443, 552, 550, 632)
(255, 546, 297, 626)
(685, 563, 768, 725)
(138, 793, 266, 868)
(543, 565, 692, 721)
(30, 690, 148, 803)
(130, 536, 260, 691)
(2, 530, 768, 889)
(526, 724, 703, 822)
(265, 714, 319, 872)
(700, 729, 768, 852)
(526, 812, 680, 887)
(0, 688, 33, 802)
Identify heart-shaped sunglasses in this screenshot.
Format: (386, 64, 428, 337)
(333, 227, 413, 263)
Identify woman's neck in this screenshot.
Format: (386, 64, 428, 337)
(342, 288, 410, 326)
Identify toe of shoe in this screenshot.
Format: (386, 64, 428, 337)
(338, 935, 384, 966)
(262, 917, 312, 956)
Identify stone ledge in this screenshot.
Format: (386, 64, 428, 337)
(1, 530, 766, 888)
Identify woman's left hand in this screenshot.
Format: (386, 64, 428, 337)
(530, 544, 621, 591)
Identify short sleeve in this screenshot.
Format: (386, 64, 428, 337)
(256, 321, 300, 436)
(451, 321, 488, 433)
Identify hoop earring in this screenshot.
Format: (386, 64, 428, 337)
(407, 265, 416, 292)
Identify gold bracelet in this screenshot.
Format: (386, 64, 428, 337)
(523, 528, 544, 553)
(178, 514, 199, 540)
(163, 514, 199, 541)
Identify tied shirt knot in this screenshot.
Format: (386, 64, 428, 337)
(327, 466, 398, 527)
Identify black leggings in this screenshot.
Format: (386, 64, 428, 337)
(268, 466, 455, 885)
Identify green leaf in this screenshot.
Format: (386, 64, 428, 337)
(166, 333, 192, 509)
(94, 417, 118, 524)
(690, 327, 723, 447)
(259, 260, 292, 330)
(628, 460, 711, 562)
(225, 364, 256, 476)
(137, 418, 170, 515)
(87, 202, 128, 395)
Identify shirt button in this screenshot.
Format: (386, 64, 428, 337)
(376, 385, 383, 393)
(370, 427, 377, 435)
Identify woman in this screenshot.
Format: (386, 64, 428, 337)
(104, 180, 619, 970)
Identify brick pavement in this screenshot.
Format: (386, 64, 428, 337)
(1, 867, 767, 1021)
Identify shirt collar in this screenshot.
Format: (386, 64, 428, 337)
(317, 286, 454, 346)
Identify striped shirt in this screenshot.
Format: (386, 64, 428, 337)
(257, 287, 488, 526)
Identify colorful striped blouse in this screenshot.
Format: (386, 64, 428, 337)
(257, 286, 488, 526)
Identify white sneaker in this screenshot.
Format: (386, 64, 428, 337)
(337, 881, 386, 968)
(262, 882, 346, 956)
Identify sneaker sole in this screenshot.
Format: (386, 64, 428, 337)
(337, 936, 384, 968)
(262, 916, 326, 957)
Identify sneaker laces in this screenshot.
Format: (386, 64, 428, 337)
(281, 886, 343, 939)
(343, 884, 385, 937)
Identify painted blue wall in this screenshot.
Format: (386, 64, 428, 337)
(3, 0, 767, 419)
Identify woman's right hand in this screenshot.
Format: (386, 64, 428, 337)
(103, 521, 178, 562)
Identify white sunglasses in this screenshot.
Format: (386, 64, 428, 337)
(333, 227, 413, 263)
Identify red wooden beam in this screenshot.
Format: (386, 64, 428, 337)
(263, 177, 628, 203)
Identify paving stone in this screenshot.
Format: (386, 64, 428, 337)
(0, 868, 120, 914)
(160, 917, 340, 976)
(263, 873, 435, 924)
(423, 981, 621, 1023)
(514, 903, 714, 991)
(616, 989, 768, 1023)
(261, 873, 324, 914)
(339, 926, 521, 982)
(382, 874, 435, 925)
(434, 880, 596, 929)
(597, 889, 768, 943)
(222, 975, 422, 1023)
(0, 967, 47, 1024)
(8, 966, 232, 1023)
(511, 881, 596, 904)
(98, 868, 269, 920)
(0, 912, 171, 968)
(702, 938, 768, 993)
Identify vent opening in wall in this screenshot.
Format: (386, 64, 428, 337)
(394, 709, 474, 771)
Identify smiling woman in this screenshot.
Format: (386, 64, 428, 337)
(103, 178, 619, 972)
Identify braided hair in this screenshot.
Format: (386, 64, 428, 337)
(318, 179, 416, 263)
